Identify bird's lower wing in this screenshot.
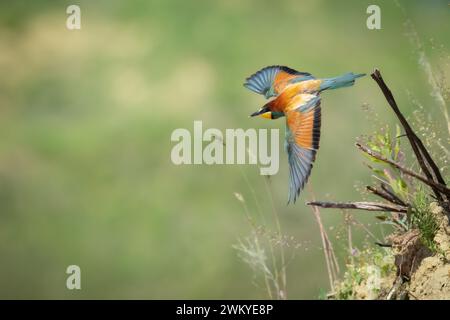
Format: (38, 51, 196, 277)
(285, 95, 321, 203)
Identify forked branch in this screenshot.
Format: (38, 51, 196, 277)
(366, 185, 407, 206)
(357, 143, 450, 197)
(371, 69, 447, 202)
(307, 69, 449, 216)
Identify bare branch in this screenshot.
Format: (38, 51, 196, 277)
(375, 242, 393, 248)
(357, 143, 450, 197)
(366, 185, 407, 206)
(371, 69, 447, 201)
(306, 201, 408, 213)
(380, 183, 407, 206)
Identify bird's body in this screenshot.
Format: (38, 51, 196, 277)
(264, 80, 323, 113)
(244, 65, 364, 203)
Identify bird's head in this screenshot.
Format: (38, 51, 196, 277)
(250, 104, 272, 119)
(250, 102, 284, 120)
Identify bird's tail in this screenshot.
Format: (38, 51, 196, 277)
(319, 72, 365, 91)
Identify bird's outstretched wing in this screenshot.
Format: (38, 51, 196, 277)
(285, 94, 321, 203)
(244, 66, 314, 99)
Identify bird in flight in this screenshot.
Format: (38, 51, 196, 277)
(244, 66, 364, 203)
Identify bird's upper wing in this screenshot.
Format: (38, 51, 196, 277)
(244, 66, 315, 99)
(284, 94, 321, 203)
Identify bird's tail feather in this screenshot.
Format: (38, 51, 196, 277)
(320, 72, 365, 91)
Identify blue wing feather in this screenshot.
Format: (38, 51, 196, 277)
(286, 135, 317, 203)
(285, 96, 321, 203)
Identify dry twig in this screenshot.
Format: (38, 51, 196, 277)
(371, 69, 448, 202)
(357, 143, 450, 197)
(306, 201, 408, 213)
(366, 185, 406, 206)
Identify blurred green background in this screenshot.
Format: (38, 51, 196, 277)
(0, 0, 448, 299)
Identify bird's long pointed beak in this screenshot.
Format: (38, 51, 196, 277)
(250, 110, 262, 117)
(250, 108, 267, 117)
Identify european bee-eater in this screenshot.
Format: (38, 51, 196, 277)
(244, 66, 364, 203)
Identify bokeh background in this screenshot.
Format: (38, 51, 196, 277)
(0, 0, 448, 299)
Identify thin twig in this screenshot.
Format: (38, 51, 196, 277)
(380, 183, 407, 206)
(307, 200, 408, 213)
(349, 214, 383, 243)
(307, 186, 340, 291)
(357, 143, 450, 197)
(263, 177, 287, 299)
(345, 212, 354, 264)
(366, 185, 405, 206)
(375, 242, 392, 248)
